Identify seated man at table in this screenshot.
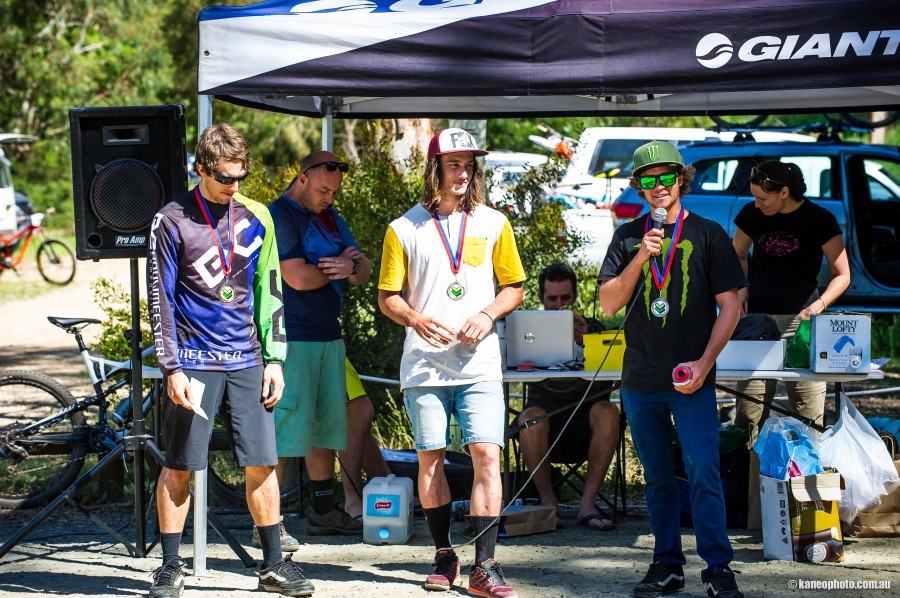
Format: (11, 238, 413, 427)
(517, 263, 619, 530)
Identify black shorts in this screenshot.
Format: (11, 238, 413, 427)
(163, 366, 277, 471)
(523, 379, 613, 463)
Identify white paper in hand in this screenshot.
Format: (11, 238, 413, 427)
(187, 377, 209, 420)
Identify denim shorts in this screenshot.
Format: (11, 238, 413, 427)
(403, 380, 505, 451)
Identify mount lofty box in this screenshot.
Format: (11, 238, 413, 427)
(717, 339, 786, 371)
(809, 313, 870, 373)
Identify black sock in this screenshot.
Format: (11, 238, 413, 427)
(423, 503, 453, 550)
(160, 532, 183, 566)
(470, 516, 499, 567)
(256, 523, 283, 567)
(310, 478, 334, 515)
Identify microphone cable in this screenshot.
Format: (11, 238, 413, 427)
(450, 266, 650, 549)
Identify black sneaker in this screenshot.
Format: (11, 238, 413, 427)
(148, 558, 186, 598)
(633, 562, 685, 597)
(257, 554, 315, 596)
(702, 566, 743, 598)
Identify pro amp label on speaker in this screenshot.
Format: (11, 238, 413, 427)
(115, 234, 148, 247)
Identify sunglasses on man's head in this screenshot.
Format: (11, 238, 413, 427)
(302, 160, 350, 175)
(750, 166, 783, 190)
(639, 171, 679, 190)
(211, 170, 250, 186)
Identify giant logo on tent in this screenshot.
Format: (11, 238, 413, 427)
(696, 31, 900, 69)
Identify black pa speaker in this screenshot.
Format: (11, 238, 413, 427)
(69, 105, 187, 260)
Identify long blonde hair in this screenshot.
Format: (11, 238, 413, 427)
(421, 155, 486, 213)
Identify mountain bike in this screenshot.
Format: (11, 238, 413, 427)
(0, 209, 76, 286)
(0, 317, 158, 508)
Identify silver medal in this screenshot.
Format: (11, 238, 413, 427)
(651, 297, 669, 317)
(447, 281, 466, 301)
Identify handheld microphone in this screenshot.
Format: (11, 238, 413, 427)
(652, 208, 667, 270)
(652, 207, 667, 232)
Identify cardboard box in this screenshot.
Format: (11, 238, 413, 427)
(717, 340, 786, 371)
(844, 460, 900, 538)
(809, 312, 870, 373)
(497, 505, 557, 537)
(583, 331, 625, 371)
(760, 472, 844, 562)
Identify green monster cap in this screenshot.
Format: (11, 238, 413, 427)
(632, 141, 684, 177)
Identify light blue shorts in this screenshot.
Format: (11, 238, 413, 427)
(403, 381, 505, 451)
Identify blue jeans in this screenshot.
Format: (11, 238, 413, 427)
(622, 387, 732, 571)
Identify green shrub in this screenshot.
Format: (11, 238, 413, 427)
(92, 277, 153, 363)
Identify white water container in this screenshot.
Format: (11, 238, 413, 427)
(362, 474, 414, 545)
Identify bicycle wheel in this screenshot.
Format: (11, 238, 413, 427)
(836, 111, 900, 130)
(710, 114, 768, 128)
(36, 238, 76, 285)
(0, 370, 87, 508)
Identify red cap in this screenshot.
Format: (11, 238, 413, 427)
(427, 128, 489, 161)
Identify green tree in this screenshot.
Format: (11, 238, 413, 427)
(0, 0, 179, 225)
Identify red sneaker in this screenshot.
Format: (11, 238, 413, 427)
(424, 549, 461, 591)
(468, 559, 518, 598)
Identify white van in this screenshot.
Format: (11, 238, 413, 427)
(0, 135, 37, 233)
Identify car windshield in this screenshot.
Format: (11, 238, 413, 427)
(588, 139, 662, 176)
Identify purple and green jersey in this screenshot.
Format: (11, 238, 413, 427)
(148, 189, 287, 375)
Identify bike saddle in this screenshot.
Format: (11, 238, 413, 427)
(47, 316, 101, 330)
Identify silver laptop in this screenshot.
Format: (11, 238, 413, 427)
(505, 310, 574, 369)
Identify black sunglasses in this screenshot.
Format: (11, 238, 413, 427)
(750, 166, 783, 190)
(302, 160, 349, 175)
(211, 170, 250, 185)
(639, 171, 679, 190)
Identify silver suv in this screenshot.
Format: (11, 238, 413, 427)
(611, 139, 900, 312)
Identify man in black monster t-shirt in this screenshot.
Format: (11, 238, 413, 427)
(598, 141, 746, 598)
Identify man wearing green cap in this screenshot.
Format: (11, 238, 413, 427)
(598, 141, 746, 598)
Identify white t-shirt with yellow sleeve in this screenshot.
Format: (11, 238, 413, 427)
(379, 203, 525, 389)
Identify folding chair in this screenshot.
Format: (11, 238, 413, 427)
(506, 384, 628, 518)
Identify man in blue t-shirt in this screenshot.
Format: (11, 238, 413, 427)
(269, 151, 372, 535)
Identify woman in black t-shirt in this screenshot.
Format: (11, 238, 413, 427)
(732, 160, 851, 444)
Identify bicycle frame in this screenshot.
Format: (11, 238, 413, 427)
(15, 329, 158, 453)
(0, 213, 44, 270)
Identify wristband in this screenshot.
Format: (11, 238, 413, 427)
(479, 310, 495, 325)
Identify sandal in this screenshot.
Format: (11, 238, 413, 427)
(577, 513, 615, 531)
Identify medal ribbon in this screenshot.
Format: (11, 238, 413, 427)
(194, 187, 235, 277)
(644, 207, 684, 291)
(432, 209, 468, 275)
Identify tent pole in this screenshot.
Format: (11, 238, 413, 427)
(194, 92, 213, 577)
(199, 95, 213, 132)
(322, 97, 334, 151)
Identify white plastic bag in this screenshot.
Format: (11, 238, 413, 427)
(818, 392, 900, 522)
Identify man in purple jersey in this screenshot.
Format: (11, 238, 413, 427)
(147, 123, 312, 597)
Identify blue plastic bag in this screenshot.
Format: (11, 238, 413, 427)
(753, 416, 823, 480)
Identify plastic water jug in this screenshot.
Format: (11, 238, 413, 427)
(362, 474, 414, 545)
